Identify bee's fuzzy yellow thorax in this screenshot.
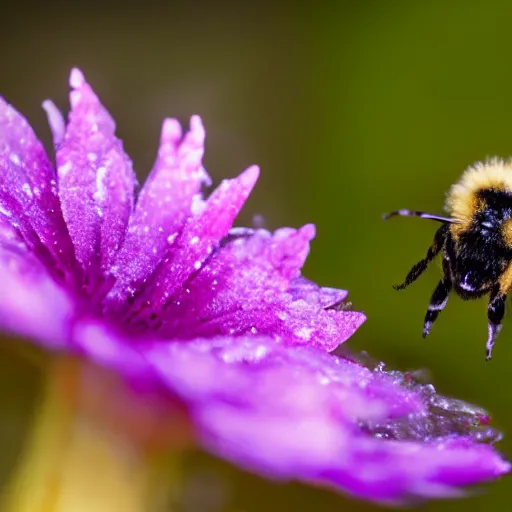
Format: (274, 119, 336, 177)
(446, 158, 512, 234)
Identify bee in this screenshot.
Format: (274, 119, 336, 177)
(384, 158, 512, 360)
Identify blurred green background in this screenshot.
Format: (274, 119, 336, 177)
(2, 1, 512, 510)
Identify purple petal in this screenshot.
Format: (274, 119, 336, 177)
(143, 336, 509, 504)
(318, 436, 508, 503)
(288, 276, 348, 308)
(0, 96, 76, 280)
(42, 100, 66, 146)
(0, 246, 72, 348)
(57, 68, 136, 277)
(0, 212, 27, 253)
(128, 165, 259, 315)
(157, 227, 364, 350)
(73, 320, 150, 377)
(106, 116, 211, 307)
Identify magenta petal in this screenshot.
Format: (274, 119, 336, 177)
(0, 216, 25, 252)
(288, 276, 348, 308)
(139, 165, 260, 310)
(158, 227, 364, 350)
(57, 69, 136, 275)
(143, 336, 509, 504)
(0, 97, 75, 279)
(73, 320, 150, 377)
(106, 116, 211, 307)
(317, 437, 509, 503)
(0, 247, 72, 348)
(42, 100, 66, 146)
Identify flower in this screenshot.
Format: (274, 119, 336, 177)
(0, 69, 509, 505)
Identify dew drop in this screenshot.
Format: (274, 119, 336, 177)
(9, 153, 21, 166)
(21, 183, 33, 198)
(58, 161, 72, 178)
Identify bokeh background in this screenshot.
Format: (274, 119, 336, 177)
(1, 1, 512, 510)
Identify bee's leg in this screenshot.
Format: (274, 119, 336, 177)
(393, 224, 448, 290)
(486, 287, 506, 361)
(423, 257, 452, 337)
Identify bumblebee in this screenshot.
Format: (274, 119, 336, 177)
(384, 158, 512, 360)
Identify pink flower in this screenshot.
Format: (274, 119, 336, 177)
(0, 69, 508, 505)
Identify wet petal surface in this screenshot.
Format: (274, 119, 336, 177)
(157, 227, 364, 349)
(143, 336, 510, 504)
(107, 116, 211, 307)
(57, 69, 135, 279)
(0, 97, 75, 280)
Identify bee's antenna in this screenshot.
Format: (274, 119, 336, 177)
(383, 209, 457, 224)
